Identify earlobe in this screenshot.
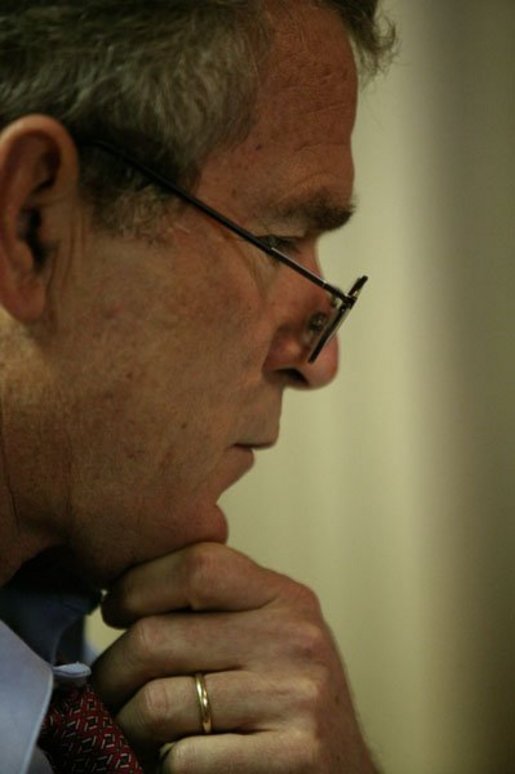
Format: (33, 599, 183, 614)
(0, 115, 79, 323)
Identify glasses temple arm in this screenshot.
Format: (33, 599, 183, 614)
(80, 139, 365, 302)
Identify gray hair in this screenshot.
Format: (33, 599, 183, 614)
(0, 0, 395, 233)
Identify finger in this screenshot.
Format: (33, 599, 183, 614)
(92, 607, 285, 708)
(115, 676, 200, 752)
(115, 669, 296, 752)
(102, 543, 287, 627)
(160, 731, 309, 774)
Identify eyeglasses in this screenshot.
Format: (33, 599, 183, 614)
(80, 139, 368, 363)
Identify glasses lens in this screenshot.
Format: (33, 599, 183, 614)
(307, 276, 368, 363)
(308, 297, 350, 363)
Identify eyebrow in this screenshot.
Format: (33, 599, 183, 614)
(270, 193, 356, 235)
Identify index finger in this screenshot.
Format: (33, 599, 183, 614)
(102, 542, 286, 627)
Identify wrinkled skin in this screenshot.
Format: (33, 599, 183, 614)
(94, 543, 377, 773)
(1, 0, 352, 587)
(0, 0, 378, 770)
(90, 5, 377, 770)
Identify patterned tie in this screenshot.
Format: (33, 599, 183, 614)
(38, 682, 143, 773)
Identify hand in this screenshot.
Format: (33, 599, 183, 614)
(92, 542, 378, 773)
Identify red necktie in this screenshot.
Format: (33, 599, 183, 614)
(39, 682, 143, 773)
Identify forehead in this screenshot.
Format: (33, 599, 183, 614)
(199, 1, 358, 227)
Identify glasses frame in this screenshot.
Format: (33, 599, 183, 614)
(79, 138, 368, 363)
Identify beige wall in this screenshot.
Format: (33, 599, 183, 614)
(89, 2, 515, 771)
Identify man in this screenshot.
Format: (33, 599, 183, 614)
(0, 1, 394, 771)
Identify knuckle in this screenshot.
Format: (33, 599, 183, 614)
(295, 672, 327, 710)
(136, 679, 171, 739)
(127, 615, 164, 666)
(275, 576, 323, 616)
(115, 571, 138, 607)
(288, 618, 327, 661)
(165, 738, 198, 773)
(289, 581, 322, 615)
(183, 543, 223, 609)
(102, 572, 144, 626)
(287, 669, 332, 743)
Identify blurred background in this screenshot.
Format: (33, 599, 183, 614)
(89, 1, 515, 771)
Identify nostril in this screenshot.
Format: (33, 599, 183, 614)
(283, 368, 309, 387)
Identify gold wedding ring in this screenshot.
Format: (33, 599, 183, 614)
(194, 672, 213, 734)
(158, 672, 213, 769)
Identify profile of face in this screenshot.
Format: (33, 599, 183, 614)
(1, 3, 358, 586)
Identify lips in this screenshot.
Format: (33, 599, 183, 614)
(232, 444, 256, 470)
(234, 439, 278, 452)
(215, 438, 278, 496)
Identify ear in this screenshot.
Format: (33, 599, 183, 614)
(0, 115, 79, 323)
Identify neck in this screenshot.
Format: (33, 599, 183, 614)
(0, 390, 59, 587)
(0, 461, 28, 585)
(0, 324, 74, 589)
(0, 467, 57, 587)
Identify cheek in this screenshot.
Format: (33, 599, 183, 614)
(62, 240, 274, 496)
(81, 288, 265, 468)
(167, 261, 272, 380)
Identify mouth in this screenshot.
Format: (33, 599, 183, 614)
(219, 439, 277, 494)
(230, 437, 275, 471)
(232, 444, 257, 468)
(217, 444, 256, 491)
(234, 439, 278, 452)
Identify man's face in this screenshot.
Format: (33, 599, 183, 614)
(43, 3, 357, 584)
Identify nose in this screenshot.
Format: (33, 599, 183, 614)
(263, 242, 343, 387)
(264, 304, 340, 389)
(301, 332, 339, 388)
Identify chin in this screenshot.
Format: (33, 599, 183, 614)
(151, 500, 230, 554)
(97, 502, 229, 588)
